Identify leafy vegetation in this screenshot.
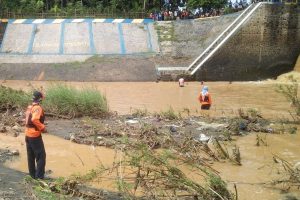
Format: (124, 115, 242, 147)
(155, 106, 181, 120)
(207, 173, 232, 199)
(130, 107, 149, 118)
(188, 0, 227, 9)
(0, 86, 31, 111)
(0, 0, 157, 17)
(0, 85, 109, 118)
(43, 84, 109, 118)
(0, 0, 228, 18)
(24, 176, 67, 200)
(223, 6, 235, 14)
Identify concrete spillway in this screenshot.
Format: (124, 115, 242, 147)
(0, 19, 159, 63)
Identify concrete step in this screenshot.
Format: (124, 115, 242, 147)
(156, 66, 192, 81)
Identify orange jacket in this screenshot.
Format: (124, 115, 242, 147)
(198, 93, 212, 105)
(25, 103, 45, 138)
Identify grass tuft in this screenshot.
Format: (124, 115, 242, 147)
(43, 84, 109, 118)
(0, 85, 31, 110)
(156, 106, 180, 120)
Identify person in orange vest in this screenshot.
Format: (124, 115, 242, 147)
(198, 86, 212, 110)
(25, 91, 47, 179)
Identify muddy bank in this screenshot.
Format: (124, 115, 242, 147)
(47, 111, 274, 148)
(1, 107, 300, 199)
(1, 80, 300, 199)
(0, 149, 32, 200)
(0, 165, 32, 200)
(0, 56, 159, 82)
(0, 55, 192, 82)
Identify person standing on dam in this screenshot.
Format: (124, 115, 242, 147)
(24, 91, 47, 179)
(198, 86, 212, 110)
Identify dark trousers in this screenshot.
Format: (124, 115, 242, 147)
(201, 104, 211, 110)
(25, 136, 46, 179)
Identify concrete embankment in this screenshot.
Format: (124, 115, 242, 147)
(1, 4, 299, 82)
(0, 19, 159, 81)
(156, 4, 300, 81)
(193, 4, 300, 81)
(0, 19, 159, 60)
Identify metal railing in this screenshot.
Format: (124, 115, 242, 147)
(187, 2, 264, 75)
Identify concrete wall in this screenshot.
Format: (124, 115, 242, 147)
(173, 13, 240, 58)
(33, 24, 61, 54)
(194, 4, 300, 81)
(157, 13, 240, 60)
(0, 20, 159, 62)
(155, 13, 240, 68)
(93, 23, 121, 54)
(1, 24, 33, 53)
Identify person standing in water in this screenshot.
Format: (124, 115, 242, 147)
(178, 77, 185, 87)
(198, 86, 212, 110)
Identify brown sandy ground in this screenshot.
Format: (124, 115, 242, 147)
(0, 55, 191, 82)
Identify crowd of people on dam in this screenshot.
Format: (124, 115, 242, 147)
(150, 0, 249, 21)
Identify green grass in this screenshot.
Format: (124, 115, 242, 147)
(24, 176, 67, 200)
(131, 108, 148, 118)
(207, 173, 233, 199)
(154, 23, 177, 42)
(0, 85, 31, 110)
(0, 85, 109, 118)
(43, 84, 109, 118)
(155, 106, 180, 120)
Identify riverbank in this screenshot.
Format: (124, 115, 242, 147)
(1, 79, 300, 199)
(1, 105, 300, 199)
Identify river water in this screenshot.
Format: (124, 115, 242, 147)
(1, 80, 300, 199)
(0, 80, 291, 118)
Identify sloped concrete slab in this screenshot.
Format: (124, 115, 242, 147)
(32, 24, 60, 54)
(64, 23, 90, 54)
(93, 23, 121, 54)
(1, 24, 33, 53)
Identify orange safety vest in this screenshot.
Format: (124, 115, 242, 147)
(198, 93, 212, 105)
(25, 103, 45, 138)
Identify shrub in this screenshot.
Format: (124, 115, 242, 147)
(223, 7, 236, 15)
(155, 106, 180, 120)
(131, 108, 148, 118)
(43, 84, 109, 118)
(0, 86, 31, 111)
(276, 75, 300, 121)
(207, 173, 233, 199)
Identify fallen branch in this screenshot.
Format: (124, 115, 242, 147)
(45, 113, 72, 119)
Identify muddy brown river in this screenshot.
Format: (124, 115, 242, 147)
(1, 80, 300, 199)
(0, 80, 292, 118)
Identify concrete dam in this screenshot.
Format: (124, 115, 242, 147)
(0, 19, 158, 59)
(0, 2, 299, 81)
